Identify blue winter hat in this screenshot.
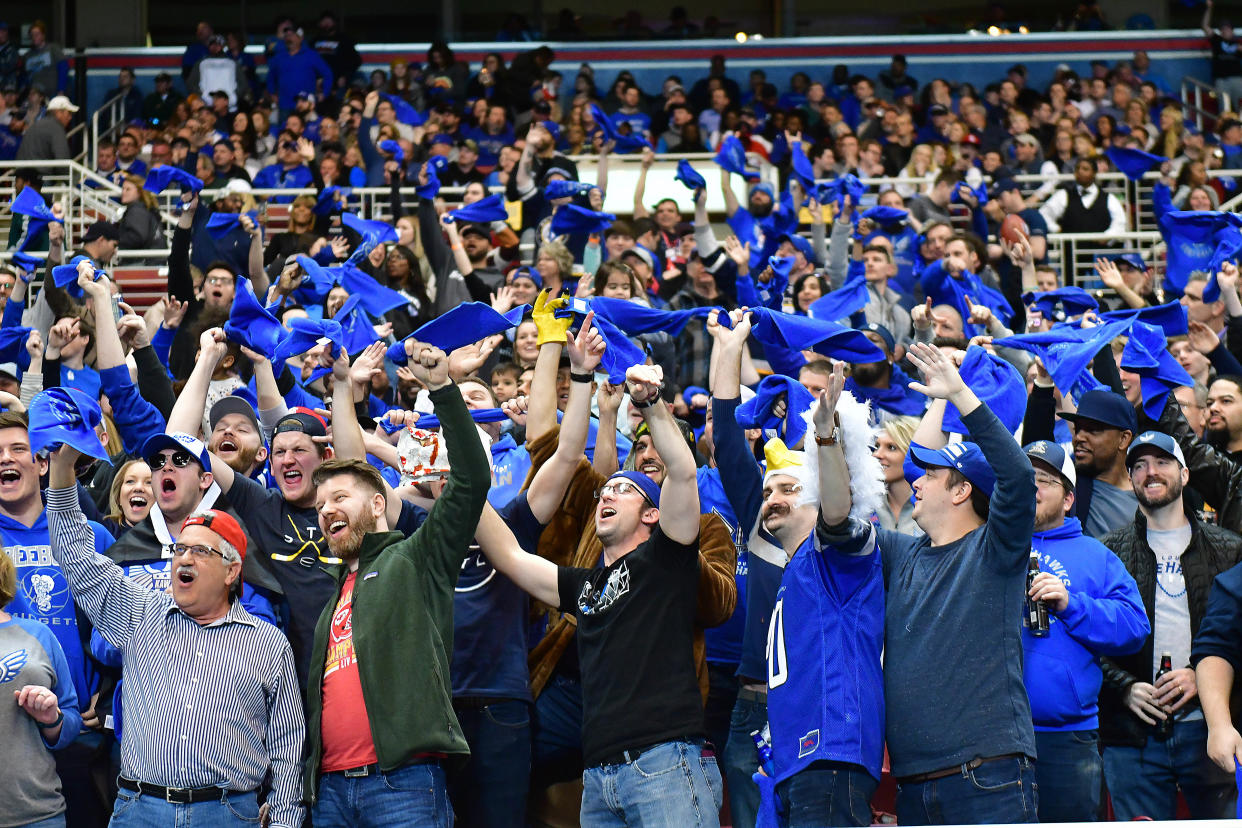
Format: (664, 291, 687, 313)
(778, 233, 818, 266)
(607, 470, 661, 508)
(909, 440, 996, 497)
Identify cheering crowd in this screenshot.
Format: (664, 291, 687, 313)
(8, 15, 1242, 828)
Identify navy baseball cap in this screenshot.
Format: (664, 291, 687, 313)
(606, 471, 661, 508)
(141, 432, 212, 470)
(909, 440, 997, 497)
(274, 408, 328, 438)
(1024, 440, 1077, 487)
(1057, 389, 1137, 433)
(857, 322, 896, 354)
(1126, 430, 1186, 469)
(1110, 251, 1147, 272)
(778, 232, 819, 266)
(990, 178, 1022, 199)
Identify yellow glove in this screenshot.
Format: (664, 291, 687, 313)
(532, 288, 573, 347)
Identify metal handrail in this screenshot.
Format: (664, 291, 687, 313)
(88, 92, 129, 173)
(1182, 75, 1226, 132)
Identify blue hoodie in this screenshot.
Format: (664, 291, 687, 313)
(1024, 516, 1149, 731)
(0, 506, 114, 708)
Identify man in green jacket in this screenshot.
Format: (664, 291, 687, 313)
(303, 340, 492, 828)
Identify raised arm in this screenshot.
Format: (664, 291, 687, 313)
(720, 168, 741, 218)
(1204, 0, 1215, 37)
(168, 195, 198, 303)
(628, 364, 700, 543)
(813, 362, 852, 525)
(633, 147, 654, 219)
(591, 381, 624, 478)
(526, 316, 605, 522)
(475, 501, 559, 605)
(167, 328, 237, 491)
(240, 213, 269, 295)
(525, 290, 573, 443)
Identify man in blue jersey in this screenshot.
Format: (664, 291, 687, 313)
(817, 342, 1039, 824)
(1022, 439, 1149, 822)
(761, 360, 886, 826)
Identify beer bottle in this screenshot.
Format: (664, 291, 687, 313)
(751, 726, 775, 777)
(1153, 652, 1174, 741)
(1027, 551, 1050, 637)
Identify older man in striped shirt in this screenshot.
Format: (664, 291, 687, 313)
(45, 444, 305, 828)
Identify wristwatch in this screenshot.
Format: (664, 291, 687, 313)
(814, 412, 842, 446)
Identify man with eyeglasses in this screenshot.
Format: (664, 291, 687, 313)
(45, 444, 305, 828)
(476, 346, 725, 825)
(1020, 439, 1148, 822)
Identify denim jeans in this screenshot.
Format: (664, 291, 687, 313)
(313, 762, 452, 828)
(704, 662, 739, 757)
(448, 698, 531, 828)
(1101, 717, 1236, 819)
(56, 730, 113, 828)
(776, 761, 877, 827)
(581, 740, 722, 827)
(110, 787, 261, 827)
(531, 673, 584, 789)
(722, 690, 767, 828)
(895, 755, 1038, 825)
(1034, 729, 1101, 822)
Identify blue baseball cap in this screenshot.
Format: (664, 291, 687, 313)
(750, 181, 775, 200)
(857, 322, 896, 354)
(909, 440, 997, 497)
(1057, 389, 1137, 433)
(1024, 440, 1076, 487)
(1110, 251, 1147, 272)
(1126, 430, 1186, 469)
(141, 432, 212, 470)
(606, 470, 661, 508)
(778, 232, 819, 266)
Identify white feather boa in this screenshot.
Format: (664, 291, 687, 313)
(799, 390, 887, 522)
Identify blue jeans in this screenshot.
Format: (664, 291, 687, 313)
(1034, 729, 1101, 822)
(896, 755, 1038, 825)
(110, 787, 261, 826)
(22, 816, 66, 828)
(531, 673, 584, 788)
(722, 691, 767, 828)
(448, 699, 531, 828)
(776, 761, 876, 827)
(581, 741, 722, 827)
(704, 662, 739, 758)
(1102, 717, 1236, 819)
(313, 762, 452, 828)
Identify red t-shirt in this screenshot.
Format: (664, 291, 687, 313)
(320, 570, 379, 772)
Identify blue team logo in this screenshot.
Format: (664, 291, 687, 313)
(797, 729, 820, 758)
(578, 562, 630, 616)
(19, 570, 70, 616)
(0, 649, 28, 683)
(123, 563, 172, 593)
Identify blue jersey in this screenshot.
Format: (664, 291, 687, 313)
(766, 529, 885, 783)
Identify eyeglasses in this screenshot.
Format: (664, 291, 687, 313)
(147, 450, 194, 470)
(172, 543, 225, 560)
(595, 480, 642, 499)
(205, 275, 233, 286)
(1033, 472, 1065, 490)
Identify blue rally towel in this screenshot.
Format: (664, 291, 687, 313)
(993, 315, 1136, 398)
(143, 165, 204, 194)
(1121, 321, 1194, 419)
(335, 294, 383, 355)
(674, 159, 707, 191)
(1098, 300, 1188, 337)
(383, 94, 424, 126)
(1105, 146, 1168, 182)
(789, 141, 816, 191)
(0, 327, 33, 374)
(816, 174, 865, 212)
(205, 210, 258, 239)
(1021, 287, 1099, 321)
(587, 103, 651, 153)
(714, 134, 760, 180)
(293, 254, 337, 303)
(550, 204, 616, 237)
(404, 407, 510, 431)
(387, 302, 530, 364)
(11, 186, 63, 226)
(50, 256, 107, 300)
(342, 212, 399, 248)
(415, 163, 441, 199)
(272, 317, 346, 367)
(326, 262, 410, 316)
(224, 277, 286, 359)
(747, 307, 885, 364)
(10, 250, 44, 277)
(378, 139, 405, 164)
(734, 374, 815, 448)
(28, 387, 111, 462)
(444, 194, 508, 224)
(544, 180, 596, 200)
(940, 346, 1027, 436)
(314, 186, 351, 215)
(809, 270, 870, 322)
(584, 296, 715, 336)
(860, 205, 909, 226)
(551, 298, 648, 384)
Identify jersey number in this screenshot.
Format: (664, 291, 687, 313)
(767, 598, 788, 689)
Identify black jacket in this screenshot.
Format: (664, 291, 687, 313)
(1149, 394, 1242, 535)
(1097, 506, 1242, 747)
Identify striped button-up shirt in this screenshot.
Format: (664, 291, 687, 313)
(46, 488, 305, 828)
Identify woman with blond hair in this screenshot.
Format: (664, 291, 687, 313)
(117, 173, 166, 254)
(872, 415, 923, 535)
(894, 144, 938, 199)
(103, 459, 154, 538)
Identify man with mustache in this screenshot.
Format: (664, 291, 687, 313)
(1097, 432, 1242, 819)
(302, 340, 491, 828)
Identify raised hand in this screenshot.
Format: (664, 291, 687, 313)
(490, 285, 518, 313)
(565, 310, 606, 374)
(1188, 320, 1221, 354)
(1095, 257, 1124, 290)
(906, 342, 968, 400)
(531, 288, 572, 346)
(501, 395, 529, 426)
(812, 361, 847, 434)
(448, 335, 501, 379)
(46, 318, 80, 354)
(1218, 261, 1239, 295)
(198, 327, 228, 363)
(965, 294, 993, 327)
(723, 235, 750, 269)
(24, 330, 42, 363)
(706, 307, 753, 348)
(597, 381, 626, 415)
(625, 364, 664, 405)
(404, 340, 451, 390)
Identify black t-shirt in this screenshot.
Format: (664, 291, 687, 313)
(1213, 34, 1242, 79)
(557, 526, 703, 767)
(227, 472, 426, 688)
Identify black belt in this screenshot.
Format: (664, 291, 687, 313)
(594, 738, 700, 768)
(334, 758, 440, 778)
(119, 777, 242, 804)
(896, 753, 1027, 785)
